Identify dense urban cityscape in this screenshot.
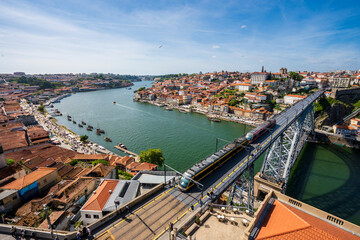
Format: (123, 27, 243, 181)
(1, 0, 360, 239)
(0, 67, 359, 239)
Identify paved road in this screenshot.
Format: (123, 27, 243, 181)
(93, 91, 323, 240)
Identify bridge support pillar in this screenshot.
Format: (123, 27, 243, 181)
(259, 104, 315, 193)
(254, 172, 283, 198)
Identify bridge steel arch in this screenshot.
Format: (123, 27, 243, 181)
(259, 103, 315, 192)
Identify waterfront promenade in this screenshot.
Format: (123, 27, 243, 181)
(138, 99, 262, 127)
(20, 99, 116, 156)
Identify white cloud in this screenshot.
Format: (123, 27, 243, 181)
(212, 55, 217, 58)
(212, 45, 220, 49)
(241, 25, 247, 29)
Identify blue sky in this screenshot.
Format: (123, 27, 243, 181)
(0, 0, 359, 74)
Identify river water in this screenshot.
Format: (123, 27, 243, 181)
(52, 81, 360, 225)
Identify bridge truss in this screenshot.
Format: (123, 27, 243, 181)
(259, 104, 315, 192)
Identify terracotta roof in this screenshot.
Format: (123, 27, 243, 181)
(285, 94, 307, 98)
(85, 163, 115, 178)
(256, 200, 311, 239)
(334, 125, 356, 130)
(73, 154, 107, 161)
(131, 162, 157, 172)
(0, 167, 57, 190)
(5, 144, 78, 164)
(126, 162, 141, 170)
(81, 180, 118, 211)
(256, 200, 359, 240)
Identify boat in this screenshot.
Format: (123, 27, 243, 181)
(164, 107, 173, 111)
(117, 143, 127, 149)
(73, 120, 77, 124)
(96, 131, 101, 135)
(67, 118, 72, 121)
(88, 125, 93, 129)
(113, 101, 116, 104)
(78, 124, 83, 127)
(86, 126, 93, 131)
(179, 109, 187, 114)
(81, 121, 86, 125)
(104, 137, 112, 142)
(99, 129, 105, 134)
(209, 117, 221, 122)
(67, 115, 71, 118)
(50, 105, 54, 108)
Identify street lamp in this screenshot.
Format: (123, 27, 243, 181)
(43, 204, 53, 238)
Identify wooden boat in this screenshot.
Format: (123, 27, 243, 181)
(209, 117, 221, 122)
(104, 137, 112, 142)
(117, 143, 127, 149)
(78, 124, 83, 127)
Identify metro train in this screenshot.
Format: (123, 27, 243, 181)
(178, 119, 276, 191)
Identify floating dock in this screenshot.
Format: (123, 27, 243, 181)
(114, 145, 138, 157)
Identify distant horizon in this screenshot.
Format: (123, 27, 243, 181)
(1, 67, 359, 76)
(1, 0, 359, 74)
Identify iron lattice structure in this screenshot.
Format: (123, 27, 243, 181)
(260, 104, 315, 192)
(227, 162, 255, 213)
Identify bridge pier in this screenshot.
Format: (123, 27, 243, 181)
(254, 172, 283, 199)
(226, 163, 255, 213)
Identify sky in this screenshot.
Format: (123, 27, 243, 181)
(0, 0, 359, 75)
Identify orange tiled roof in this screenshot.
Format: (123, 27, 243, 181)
(131, 162, 157, 171)
(0, 167, 57, 190)
(256, 200, 358, 240)
(256, 200, 311, 239)
(81, 180, 118, 211)
(285, 94, 307, 98)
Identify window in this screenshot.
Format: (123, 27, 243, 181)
(93, 215, 99, 219)
(85, 214, 91, 219)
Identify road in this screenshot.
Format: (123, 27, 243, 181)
(93, 90, 323, 240)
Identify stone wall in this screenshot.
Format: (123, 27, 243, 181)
(330, 88, 360, 103)
(313, 130, 360, 149)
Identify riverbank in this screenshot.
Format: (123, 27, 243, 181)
(136, 99, 261, 127)
(20, 99, 117, 156)
(309, 129, 360, 149)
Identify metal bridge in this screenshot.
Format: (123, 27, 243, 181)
(94, 90, 324, 240)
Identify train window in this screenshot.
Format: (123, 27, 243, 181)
(180, 173, 192, 188)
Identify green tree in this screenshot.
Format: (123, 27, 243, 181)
(37, 105, 45, 113)
(228, 99, 239, 106)
(139, 148, 165, 166)
(69, 159, 78, 166)
(80, 135, 88, 142)
(6, 159, 15, 166)
(289, 72, 304, 81)
(137, 87, 146, 92)
(92, 159, 109, 166)
(118, 170, 133, 180)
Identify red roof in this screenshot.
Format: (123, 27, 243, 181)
(81, 180, 118, 211)
(256, 200, 359, 240)
(0, 167, 57, 190)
